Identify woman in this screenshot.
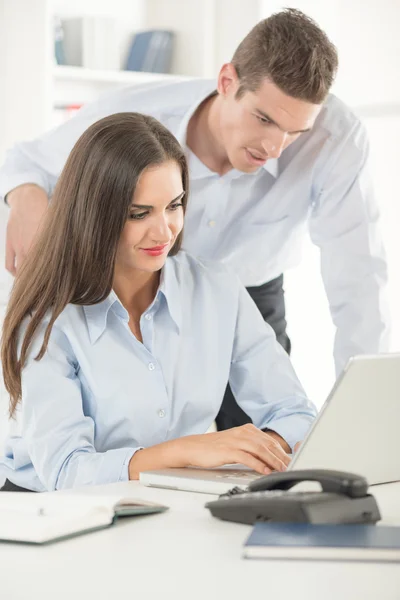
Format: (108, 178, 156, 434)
(0, 113, 316, 492)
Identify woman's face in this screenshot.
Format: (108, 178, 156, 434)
(115, 160, 185, 275)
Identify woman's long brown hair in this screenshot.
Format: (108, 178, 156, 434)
(2, 112, 189, 417)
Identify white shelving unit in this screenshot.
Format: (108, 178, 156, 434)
(0, 0, 53, 161)
(52, 65, 191, 109)
(0, 0, 263, 160)
(53, 64, 188, 85)
(143, 0, 262, 78)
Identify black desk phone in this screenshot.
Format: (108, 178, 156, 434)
(205, 469, 381, 525)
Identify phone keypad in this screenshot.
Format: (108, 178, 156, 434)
(230, 490, 287, 500)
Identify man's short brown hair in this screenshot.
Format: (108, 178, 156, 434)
(232, 8, 338, 104)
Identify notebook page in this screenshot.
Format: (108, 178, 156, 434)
(0, 491, 118, 516)
(0, 491, 167, 517)
(0, 506, 112, 544)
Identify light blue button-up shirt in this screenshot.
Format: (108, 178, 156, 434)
(0, 79, 390, 373)
(0, 253, 316, 491)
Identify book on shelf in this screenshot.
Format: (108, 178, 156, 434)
(243, 522, 400, 562)
(125, 30, 175, 74)
(0, 490, 168, 545)
(53, 16, 66, 66)
(61, 16, 120, 71)
(52, 104, 83, 128)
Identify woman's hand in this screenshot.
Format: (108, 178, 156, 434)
(129, 424, 291, 479)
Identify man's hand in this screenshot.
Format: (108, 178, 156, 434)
(128, 424, 292, 479)
(262, 429, 291, 453)
(264, 430, 303, 455)
(294, 441, 302, 453)
(6, 184, 49, 275)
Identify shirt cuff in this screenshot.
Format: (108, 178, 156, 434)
(1, 173, 51, 204)
(117, 447, 143, 482)
(99, 447, 140, 484)
(57, 447, 142, 489)
(264, 415, 315, 452)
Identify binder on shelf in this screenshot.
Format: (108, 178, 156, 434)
(52, 104, 83, 128)
(125, 30, 175, 74)
(61, 16, 119, 71)
(53, 16, 66, 65)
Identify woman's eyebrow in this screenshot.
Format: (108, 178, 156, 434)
(131, 192, 185, 209)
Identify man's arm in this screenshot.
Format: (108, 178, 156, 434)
(309, 119, 391, 375)
(6, 185, 48, 275)
(0, 84, 153, 274)
(0, 107, 102, 274)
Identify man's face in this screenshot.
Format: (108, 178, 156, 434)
(217, 65, 323, 173)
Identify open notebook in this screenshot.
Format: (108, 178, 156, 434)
(0, 491, 168, 545)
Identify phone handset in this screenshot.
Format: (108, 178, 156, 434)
(247, 469, 369, 498)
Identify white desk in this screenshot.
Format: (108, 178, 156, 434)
(1, 481, 399, 600)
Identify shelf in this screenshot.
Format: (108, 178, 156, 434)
(53, 65, 191, 86)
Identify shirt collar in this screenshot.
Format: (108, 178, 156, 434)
(188, 150, 280, 182)
(83, 259, 182, 344)
(83, 291, 129, 345)
(263, 158, 279, 178)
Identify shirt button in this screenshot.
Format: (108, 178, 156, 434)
(148, 362, 155, 371)
(158, 409, 166, 418)
(208, 220, 216, 228)
(145, 314, 152, 320)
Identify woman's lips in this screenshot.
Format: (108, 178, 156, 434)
(140, 243, 169, 257)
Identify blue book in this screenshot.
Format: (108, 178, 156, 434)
(243, 522, 400, 562)
(125, 30, 174, 73)
(54, 16, 66, 65)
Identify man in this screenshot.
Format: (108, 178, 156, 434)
(0, 9, 390, 431)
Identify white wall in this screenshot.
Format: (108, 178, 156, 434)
(260, 0, 400, 107)
(0, 0, 53, 162)
(213, 0, 262, 69)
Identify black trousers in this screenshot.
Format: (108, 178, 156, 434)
(0, 479, 34, 492)
(215, 274, 291, 431)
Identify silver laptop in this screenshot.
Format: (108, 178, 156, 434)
(140, 354, 400, 494)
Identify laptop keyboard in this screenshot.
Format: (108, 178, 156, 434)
(214, 470, 261, 480)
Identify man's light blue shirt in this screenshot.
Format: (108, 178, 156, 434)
(0, 78, 390, 373)
(0, 253, 316, 491)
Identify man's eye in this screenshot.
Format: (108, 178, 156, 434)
(256, 115, 271, 125)
(128, 212, 148, 220)
(168, 202, 183, 211)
